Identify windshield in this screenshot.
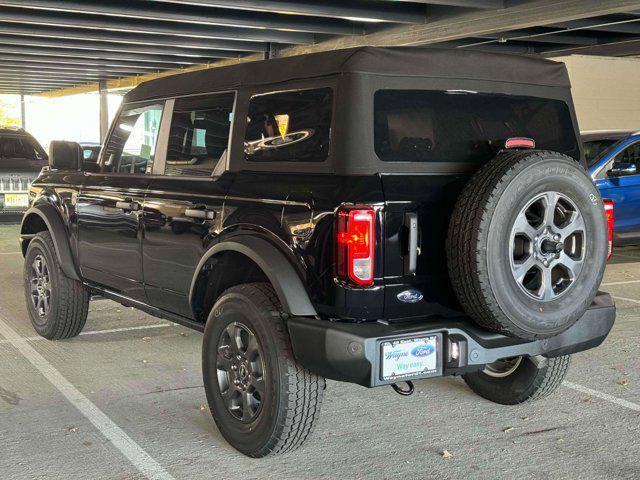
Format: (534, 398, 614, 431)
(586, 138, 625, 169)
(374, 90, 579, 164)
(583, 139, 621, 168)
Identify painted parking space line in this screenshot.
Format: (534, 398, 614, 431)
(0, 251, 21, 255)
(612, 252, 640, 260)
(0, 323, 174, 345)
(563, 381, 640, 413)
(612, 295, 640, 305)
(601, 279, 640, 286)
(0, 314, 176, 480)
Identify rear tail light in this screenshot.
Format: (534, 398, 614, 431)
(336, 206, 375, 286)
(604, 199, 614, 260)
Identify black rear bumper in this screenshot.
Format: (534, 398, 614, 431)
(287, 292, 616, 387)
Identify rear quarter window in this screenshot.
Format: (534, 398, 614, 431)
(244, 87, 333, 163)
(374, 90, 579, 164)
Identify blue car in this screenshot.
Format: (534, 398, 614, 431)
(585, 131, 640, 246)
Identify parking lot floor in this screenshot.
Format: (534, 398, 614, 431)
(0, 224, 638, 480)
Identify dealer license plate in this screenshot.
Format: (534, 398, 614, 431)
(381, 336, 440, 381)
(3, 194, 29, 208)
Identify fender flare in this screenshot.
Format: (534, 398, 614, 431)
(20, 204, 81, 281)
(189, 236, 317, 317)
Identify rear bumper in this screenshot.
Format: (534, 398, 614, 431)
(287, 291, 616, 387)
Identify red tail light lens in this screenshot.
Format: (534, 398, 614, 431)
(336, 206, 375, 286)
(604, 199, 614, 260)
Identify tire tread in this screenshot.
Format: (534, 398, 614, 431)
(24, 231, 89, 340)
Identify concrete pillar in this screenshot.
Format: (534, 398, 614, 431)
(20, 94, 26, 130)
(98, 80, 109, 143)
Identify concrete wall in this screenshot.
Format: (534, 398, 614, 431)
(553, 55, 640, 133)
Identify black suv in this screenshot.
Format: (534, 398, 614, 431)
(20, 47, 615, 458)
(0, 127, 47, 215)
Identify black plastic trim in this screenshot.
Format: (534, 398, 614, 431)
(20, 204, 80, 281)
(189, 236, 318, 317)
(287, 292, 616, 387)
(88, 284, 205, 332)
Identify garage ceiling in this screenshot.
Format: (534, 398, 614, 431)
(3, 0, 640, 95)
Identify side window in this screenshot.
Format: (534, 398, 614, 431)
(102, 103, 164, 174)
(164, 92, 235, 177)
(244, 87, 333, 163)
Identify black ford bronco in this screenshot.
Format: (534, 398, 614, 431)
(20, 47, 616, 457)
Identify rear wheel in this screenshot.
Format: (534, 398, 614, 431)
(23, 231, 89, 340)
(447, 151, 608, 340)
(202, 283, 325, 457)
(463, 355, 571, 405)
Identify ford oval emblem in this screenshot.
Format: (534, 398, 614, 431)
(411, 344, 435, 357)
(397, 289, 423, 303)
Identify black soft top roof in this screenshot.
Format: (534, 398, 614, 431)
(124, 46, 571, 103)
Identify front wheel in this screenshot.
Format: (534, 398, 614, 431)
(202, 283, 325, 457)
(463, 355, 570, 405)
(23, 231, 89, 340)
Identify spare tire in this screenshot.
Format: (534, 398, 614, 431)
(447, 150, 608, 340)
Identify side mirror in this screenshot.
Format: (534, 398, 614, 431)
(49, 140, 83, 171)
(608, 162, 637, 177)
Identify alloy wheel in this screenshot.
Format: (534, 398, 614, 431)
(216, 322, 266, 423)
(509, 191, 586, 301)
(29, 254, 51, 322)
(483, 357, 523, 378)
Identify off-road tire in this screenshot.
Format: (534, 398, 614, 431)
(447, 151, 608, 340)
(202, 283, 325, 457)
(463, 355, 571, 405)
(23, 231, 89, 340)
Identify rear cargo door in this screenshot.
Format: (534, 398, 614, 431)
(381, 174, 466, 320)
(375, 89, 581, 320)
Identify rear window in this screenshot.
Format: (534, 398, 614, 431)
(374, 90, 579, 164)
(0, 135, 47, 163)
(244, 87, 332, 163)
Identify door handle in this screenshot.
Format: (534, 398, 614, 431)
(404, 212, 419, 274)
(115, 200, 140, 211)
(185, 207, 215, 220)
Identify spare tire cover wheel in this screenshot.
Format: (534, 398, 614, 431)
(449, 152, 608, 339)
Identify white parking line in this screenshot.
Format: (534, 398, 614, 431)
(0, 251, 21, 255)
(0, 314, 176, 480)
(612, 295, 640, 305)
(0, 323, 174, 345)
(601, 279, 640, 286)
(613, 252, 640, 260)
(563, 381, 640, 413)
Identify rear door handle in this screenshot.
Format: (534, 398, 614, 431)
(185, 206, 215, 220)
(115, 200, 140, 211)
(404, 212, 419, 274)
